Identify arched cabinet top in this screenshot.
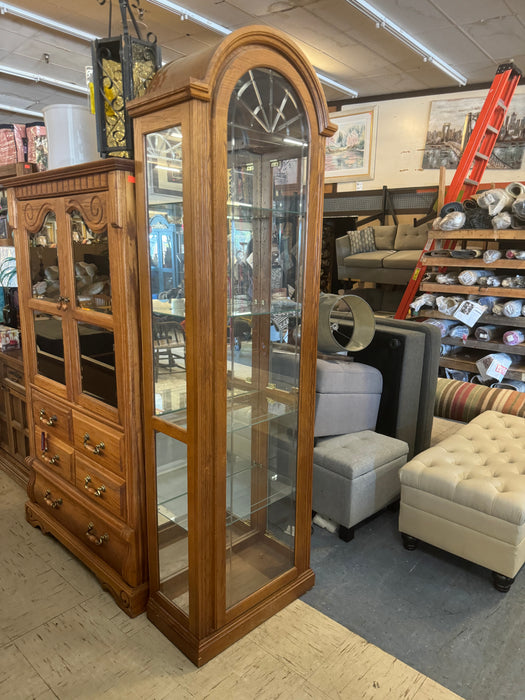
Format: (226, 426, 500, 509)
(127, 25, 336, 137)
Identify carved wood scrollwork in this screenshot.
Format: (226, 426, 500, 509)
(65, 194, 107, 233)
(22, 201, 55, 234)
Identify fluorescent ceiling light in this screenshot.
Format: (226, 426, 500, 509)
(149, 2, 359, 98)
(0, 102, 43, 117)
(0, 64, 89, 94)
(0, 2, 97, 42)
(316, 73, 358, 98)
(147, 0, 231, 35)
(344, 0, 467, 86)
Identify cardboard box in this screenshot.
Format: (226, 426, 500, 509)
(0, 325, 20, 351)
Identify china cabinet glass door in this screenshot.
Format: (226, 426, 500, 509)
(225, 68, 309, 608)
(144, 124, 189, 614)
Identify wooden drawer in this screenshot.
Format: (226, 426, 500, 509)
(32, 468, 135, 584)
(75, 454, 126, 519)
(34, 426, 74, 482)
(32, 389, 72, 442)
(72, 412, 124, 476)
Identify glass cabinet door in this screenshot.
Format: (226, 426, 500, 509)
(144, 124, 189, 614)
(225, 68, 309, 608)
(28, 212, 60, 303)
(69, 210, 112, 314)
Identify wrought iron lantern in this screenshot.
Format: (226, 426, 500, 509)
(91, 0, 161, 158)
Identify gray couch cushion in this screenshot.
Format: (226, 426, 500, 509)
(382, 249, 422, 268)
(343, 251, 395, 268)
(394, 221, 430, 251)
(373, 225, 397, 250)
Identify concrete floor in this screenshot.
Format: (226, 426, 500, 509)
(303, 418, 524, 700)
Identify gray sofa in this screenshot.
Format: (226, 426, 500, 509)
(335, 221, 432, 285)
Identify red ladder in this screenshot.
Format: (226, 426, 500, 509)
(394, 62, 522, 320)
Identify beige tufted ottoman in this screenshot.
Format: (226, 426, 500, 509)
(399, 410, 525, 591)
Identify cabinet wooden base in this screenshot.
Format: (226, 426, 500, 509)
(147, 568, 315, 666)
(25, 500, 148, 617)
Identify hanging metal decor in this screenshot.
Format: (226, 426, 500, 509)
(91, 0, 161, 158)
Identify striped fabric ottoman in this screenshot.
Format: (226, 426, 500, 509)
(399, 410, 525, 591)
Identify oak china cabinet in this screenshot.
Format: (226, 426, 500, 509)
(8, 159, 147, 616)
(129, 26, 335, 664)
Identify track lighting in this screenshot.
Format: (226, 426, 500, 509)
(344, 0, 467, 86)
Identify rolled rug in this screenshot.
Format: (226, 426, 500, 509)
(475, 325, 500, 341)
(449, 324, 470, 339)
(503, 329, 525, 346)
(503, 299, 523, 317)
(483, 249, 502, 264)
(458, 269, 489, 285)
(450, 248, 483, 258)
(422, 318, 458, 337)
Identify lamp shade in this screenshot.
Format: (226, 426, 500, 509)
(317, 293, 375, 353)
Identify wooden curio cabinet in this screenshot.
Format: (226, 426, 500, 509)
(7, 159, 147, 616)
(129, 26, 335, 664)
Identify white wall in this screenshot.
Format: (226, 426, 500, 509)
(334, 85, 525, 193)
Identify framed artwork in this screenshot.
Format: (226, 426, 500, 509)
(422, 91, 525, 170)
(325, 107, 377, 182)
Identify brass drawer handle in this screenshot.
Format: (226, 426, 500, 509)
(41, 451, 60, 465)
(39, 409, 57, 426)
(86, 522, 109, 546)
(84, 475, 106, 497)
(43, 489, 62, 509)
(83, 432, 105, 455)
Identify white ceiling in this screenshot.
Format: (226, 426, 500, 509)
(0, 0, 524, 124)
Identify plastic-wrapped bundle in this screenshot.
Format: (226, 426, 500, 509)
(422, 318, 458, 337)
(439, 211, 466, 230)
(436, 295, 463, 315)
(440, 344, 454, 356)
(516, 251, 525, 260)
(449, 324, 470, 339)
(511, 193, 525, 220)
(503, 299, 523, 317)
(445, 368, 471, 381)
(458, 269, 489, 285)
(492, 301, 505, 316)
(505, 182, 525, 198)
(449, 248, 483, 259)
(503, 329, 525, 346)
(483, 249, 502, 264)
(477, 188, 514, 215)
(501, 275, 525, 288)
(505, 249, 519, 259)
(470, 295, 498, 313)
(479, 275, 502, 287)
(409, 293, 436, 312)
(492, 379, 525, 391)
(475, 325, 500, 341)
(436, 272, 459, 284)
(432, 217, 443, 230)
(492, 211, 512, 229)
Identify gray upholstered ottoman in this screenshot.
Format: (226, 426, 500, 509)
(313, 430, 409, 541)
(399, 410, 525, 591)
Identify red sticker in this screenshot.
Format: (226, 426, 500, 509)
(128, 175, 136, 183)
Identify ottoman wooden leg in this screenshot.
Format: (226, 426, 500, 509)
(338, 525, 355, 542)
(492, 571, 515, 592)
(401, 533, 418, 550)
